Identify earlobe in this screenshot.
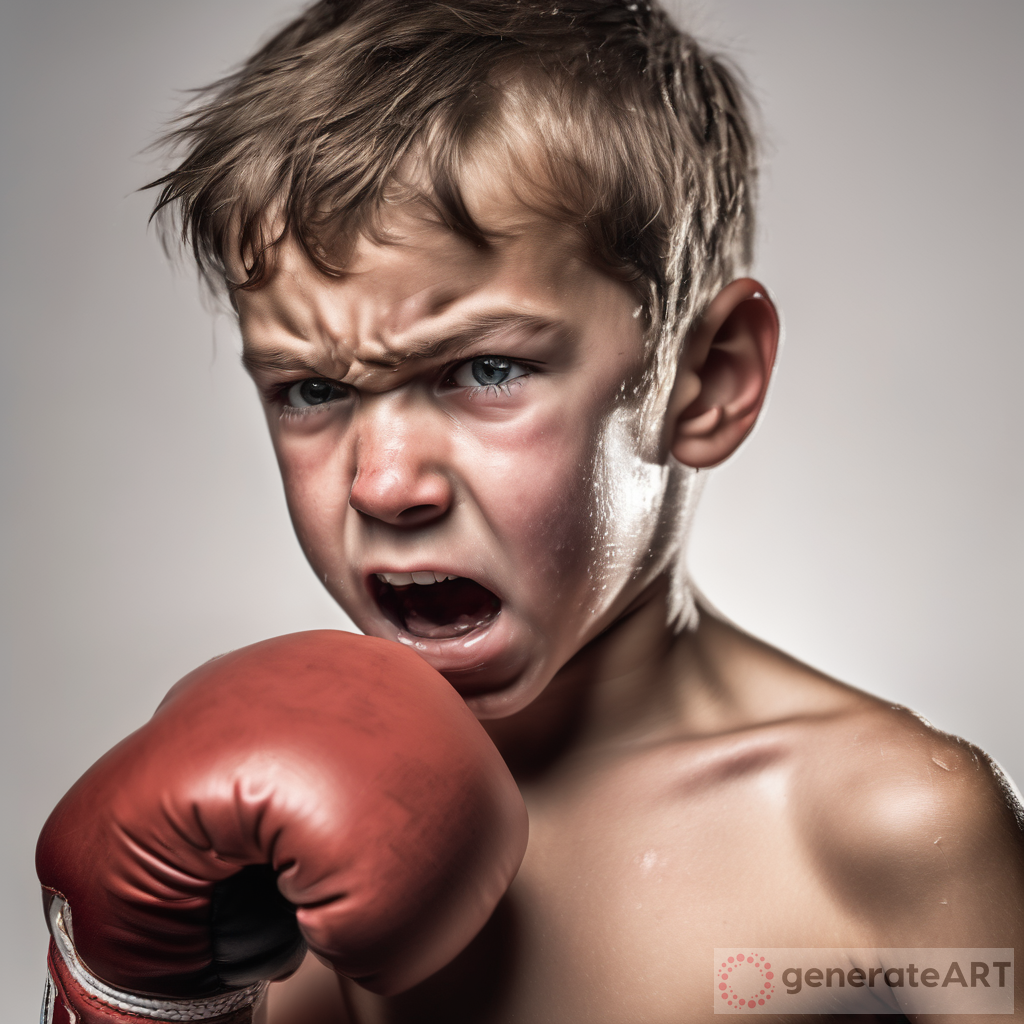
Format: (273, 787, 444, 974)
(667, 278, 779, 469)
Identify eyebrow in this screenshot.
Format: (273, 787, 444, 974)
(241, 310, 562, 376)
(241, 349, 322, 376)
(399, 311, 561, 362)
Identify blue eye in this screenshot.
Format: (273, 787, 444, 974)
(286, 379, 348, 408)
(451, 357, 529, 388)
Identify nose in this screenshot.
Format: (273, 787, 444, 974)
(348, 399, 453, 528)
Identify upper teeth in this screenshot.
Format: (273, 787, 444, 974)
(376, 571, 460, 586)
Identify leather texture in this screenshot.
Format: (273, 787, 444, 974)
(37, 631, 528, 999)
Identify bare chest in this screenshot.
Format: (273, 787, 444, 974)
(342, 752, 871, 1024)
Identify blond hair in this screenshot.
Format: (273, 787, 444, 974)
(150, 0, 757, 361)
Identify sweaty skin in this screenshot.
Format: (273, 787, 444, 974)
(234, 174, 1024, 1022)
(236, 196, 694, 719)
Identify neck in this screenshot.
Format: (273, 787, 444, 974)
(483, 575, 697, 779)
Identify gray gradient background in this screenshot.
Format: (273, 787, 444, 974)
(2, 0, 1021, 1014)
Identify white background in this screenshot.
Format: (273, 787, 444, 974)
(2, 1, 1021, 1015)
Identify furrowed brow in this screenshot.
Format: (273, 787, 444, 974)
(402, 311, 561, 361)
(242, 312, 561, 377)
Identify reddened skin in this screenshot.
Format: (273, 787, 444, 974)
(666, 278, 780, 468)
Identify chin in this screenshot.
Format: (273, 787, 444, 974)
(456, 664, 554, 719)
(389, 623, 553, 720)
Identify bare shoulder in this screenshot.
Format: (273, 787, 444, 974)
(687, 611, 1024, 944)
(791, 698, 1024, 942)
(795, 696, 1024, 841)
(693, 611, 1022, 841)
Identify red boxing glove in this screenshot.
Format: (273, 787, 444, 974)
(36, 631, 527, 1024)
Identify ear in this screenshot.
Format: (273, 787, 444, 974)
(666, 278, 779, 468)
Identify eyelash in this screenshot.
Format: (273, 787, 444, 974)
(442, 357, 534, 395)
(272, 380, 350, 419)
(279, 401, 325, 420)
(457, 379, 528, 399)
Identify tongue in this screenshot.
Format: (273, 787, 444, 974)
(394, 578, 500, 640)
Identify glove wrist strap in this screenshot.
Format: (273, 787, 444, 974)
(42, 897, 265, 1024)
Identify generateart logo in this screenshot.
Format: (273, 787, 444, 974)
(713, 948, 1014, 1015)
(716, 953, 775, 1009)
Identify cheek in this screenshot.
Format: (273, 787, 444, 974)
(457, 404, 612, 590)
(269, 421, 353, 547)
(486, 402, 674, 620)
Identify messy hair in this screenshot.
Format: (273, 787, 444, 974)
(150, 0, 757, 364)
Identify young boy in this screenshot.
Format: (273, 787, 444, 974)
(37, 1, 1024, 1021)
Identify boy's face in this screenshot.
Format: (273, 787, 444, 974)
(235, 179, 691, 717)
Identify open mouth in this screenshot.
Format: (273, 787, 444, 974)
(370, 571, 501, 640)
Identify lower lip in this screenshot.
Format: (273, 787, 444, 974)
(373, 606, 527, 695)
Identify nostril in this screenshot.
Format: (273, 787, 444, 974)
(395, 503, 447, 527)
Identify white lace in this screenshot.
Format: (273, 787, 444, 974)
(47, 897, 267, 1021)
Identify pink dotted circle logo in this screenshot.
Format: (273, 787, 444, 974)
(718, 952, 774, 1009)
